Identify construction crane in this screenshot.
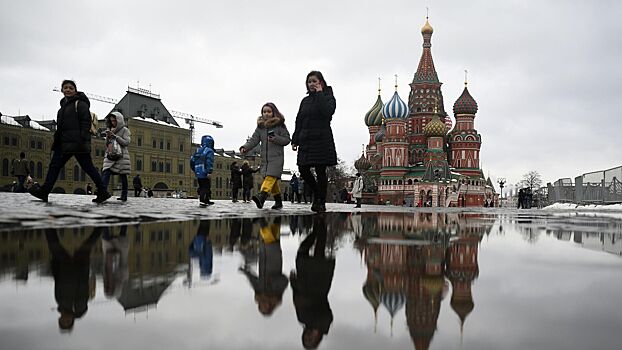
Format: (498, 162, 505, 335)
(51, 87, 223, 135)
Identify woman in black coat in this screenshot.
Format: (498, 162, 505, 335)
(241, 161, 259, 203)
(291, 71, 337, 213)
(230, 161, 243, 202)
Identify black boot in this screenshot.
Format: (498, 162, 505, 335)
(29, 186, 49, 202)
(271, 194, 283, 210)
(92, 191, 111, 204)
(355, 198, 361, 208)
(311, 194, 326, 213)
(252, 191, 269, 209)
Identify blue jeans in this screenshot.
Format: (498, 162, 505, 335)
(15, 175, 27, 192)
(101, 169, 128, 199)
(43, 151, 106, 194)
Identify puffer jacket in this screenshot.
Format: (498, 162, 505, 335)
(102, 112, 131, 175)
(191, 135, 215, 179)
(241, 114, 290, 178)
(54, 92, 93, 153)
(292, 86, 337, 166)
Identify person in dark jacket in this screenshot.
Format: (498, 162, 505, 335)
(45, 227, 102, 332)
(291, 71, 337, 213)
(230, 161, 243, 202)
(29, 80, 110, 203)
(290, 173, 300, 203)
(133, 174, 142, 197)
(240, 103, 291, 209)
(240, 161, 259, 203)
(11, 151, 30, 192)
(290, 215, 335, 349)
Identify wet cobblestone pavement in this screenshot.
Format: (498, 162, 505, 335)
(1, 193, 621, 350)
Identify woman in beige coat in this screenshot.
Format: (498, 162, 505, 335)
(101, 111, 131, 201)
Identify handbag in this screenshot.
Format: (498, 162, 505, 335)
(106, 138, 123, 161)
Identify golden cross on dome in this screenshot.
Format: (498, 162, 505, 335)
(426, 6, 429, 19)
(464, 69, 468, 86)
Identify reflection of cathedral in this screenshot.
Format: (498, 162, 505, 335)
(358, 18, 498, 207)
(358, 212, 491, 349)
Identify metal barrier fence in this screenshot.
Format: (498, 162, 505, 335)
(547, 166, 622, 204)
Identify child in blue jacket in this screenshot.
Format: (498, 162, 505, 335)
(190, 135, 215, 207)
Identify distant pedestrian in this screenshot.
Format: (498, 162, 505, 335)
(147, 188, 153, 198)
(86, 183, 93, 195)
(133, 174, 143, 197)
(299, 178, 308, 204)
(240, 102, 291, 210)
(352, 173, 363, 208)
(101, 112, 131, 202)
(517, 189, 524, 209)
(29, 80, 110, 203)
(339, 188, 348, 203)
(291, 71, 337, 213)
(191, 135, 215, 207)
(230, 161, 242, 202)
(290, 174, 300, 203)
(241, 161, 259, 203)
(11, 151, 30, 192)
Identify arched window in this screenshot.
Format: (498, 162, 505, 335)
(37, 162, 43, 179)
(59, 167, 65, 180)
(73, 165, 80, 181)
(1, 159, 8, 176)
(80, 169, 86, 182)
(29, 161, 35, 175)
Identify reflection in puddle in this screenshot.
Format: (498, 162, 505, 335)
(1, 212, 621, 349)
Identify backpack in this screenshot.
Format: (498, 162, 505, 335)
(106, 139, 123, 161)
(191, 148, 207, 177)
(74, 100, 99, 135)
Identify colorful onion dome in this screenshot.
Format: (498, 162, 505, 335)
(423, 114, 447, 137)
(365, 94, 384, 126)
(444, 115, 453, 130)
(382, 91, 409, 120)
(354, 153, 372, 172)
(421, 19, 433, 34)
(453, 85, 478, 115)
(374, 123, 386, 142)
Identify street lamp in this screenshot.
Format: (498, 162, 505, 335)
(497, 178, 506, 207)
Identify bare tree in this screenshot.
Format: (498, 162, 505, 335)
(520, 170, 542, 190)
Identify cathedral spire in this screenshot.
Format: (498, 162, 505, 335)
(413, 17, 438, 83)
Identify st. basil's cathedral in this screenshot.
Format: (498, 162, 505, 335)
(355, 18, 497, 207)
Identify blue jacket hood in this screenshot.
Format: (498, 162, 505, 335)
(201, 135, 214, 149)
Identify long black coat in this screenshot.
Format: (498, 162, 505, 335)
(54, 92, 93, 153)
(241, 163, 258, 189)
(292, 87, 337, 166)
(230, 164, 243, 189)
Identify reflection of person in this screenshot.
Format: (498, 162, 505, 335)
(240, 217, 288, 316)
(101, 226, 129, 299)
(45, 227, 101, 332)
(240, 103, 291, 209)
(291, 71, 337, 213)
(30, 80, 111, 203)
(189, 220, 213, 277)
(290, 215, 335, 349)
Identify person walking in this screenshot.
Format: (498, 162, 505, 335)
(191, 135, 215, 207)
(240, 102, 291, 210)
(133, 174, 143, 197)
(101, 112, 131, 201)
(352, 172, 364, 208)
(86, 183, 92, 195)
(10, 152, 30, 192)
(291, 71, 337, 213)
(230, 161, 243, 202)
(240, 161, 259, 203)
(29, 80, 110, 203)
(299, 178, 307, 204)
(290, 173, 300, 203)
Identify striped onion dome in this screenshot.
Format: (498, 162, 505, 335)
(365, 94, 384, 126)
(382, 91, 409, 120)
(354, 153, 372, 172)
(423, 114, 447, 137)
(374, 123, 386, 142)
(453, 85, 478, 115)
(381, 291, 406, 318)
(363, 281, 381, 313)
(444, 115, 453, 130)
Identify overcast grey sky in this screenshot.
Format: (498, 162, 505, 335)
(1, 0, 620, 188)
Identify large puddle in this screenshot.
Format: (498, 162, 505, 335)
(1, 212, 621, 350)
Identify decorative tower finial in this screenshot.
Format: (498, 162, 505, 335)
(464, 69, 468, 86)
(394, 74, 398, 91)
(378, 77, 382, 95)
(426, 6, 429, 19)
